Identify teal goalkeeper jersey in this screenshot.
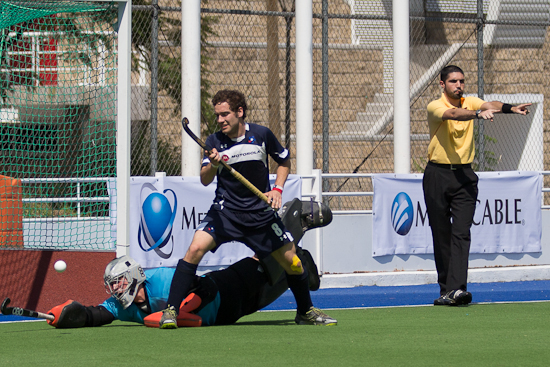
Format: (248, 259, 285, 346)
(100, 267, 220, 326)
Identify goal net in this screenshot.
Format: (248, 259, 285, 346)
(0, 1, 119, 250)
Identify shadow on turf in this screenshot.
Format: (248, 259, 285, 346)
(233, 319, 295, 326)
(104, 323, 295, 329)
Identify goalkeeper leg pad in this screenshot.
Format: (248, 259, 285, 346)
(144, 311, 202, 328)
(143, 293, 203, 328)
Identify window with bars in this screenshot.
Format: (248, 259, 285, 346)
(3, 15, 59, 87)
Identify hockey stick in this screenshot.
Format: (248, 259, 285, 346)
(1, 297, 54, 321)
(181, 117, 271, 205)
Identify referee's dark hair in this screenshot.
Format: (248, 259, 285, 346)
(440, 65, 464, 82)
(212, 89, 248, 119)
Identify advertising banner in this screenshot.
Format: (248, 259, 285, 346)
(372, 172, 542, 257)
(127, 175, 301, 268)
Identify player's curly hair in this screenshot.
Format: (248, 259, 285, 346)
(212, 89, 248, 119)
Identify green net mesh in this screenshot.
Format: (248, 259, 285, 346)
(0, 1, 118, 250)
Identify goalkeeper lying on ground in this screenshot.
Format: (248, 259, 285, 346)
(46, 199, 332, 328)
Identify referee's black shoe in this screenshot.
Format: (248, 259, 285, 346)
(433, 294, 452, 306)
(447, 289, 472, 306)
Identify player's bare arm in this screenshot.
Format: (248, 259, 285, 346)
(265, 160, 291, 209)
(200, 148, 221, 186)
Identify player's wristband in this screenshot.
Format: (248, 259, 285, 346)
(502, 103, 513, 114)
(211, 162, 219, 168)
(273, 185, 283, 194)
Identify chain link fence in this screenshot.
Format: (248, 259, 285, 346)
(1, 0, 548, 249)
(130, 0, 550, 209)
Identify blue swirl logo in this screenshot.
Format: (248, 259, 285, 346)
(391, 192, 414, 236)
(137, 183, 177, 259)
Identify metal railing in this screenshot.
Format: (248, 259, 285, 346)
(21, 177, 111, 221)
(18, 170, 550, 222)
(540, 172, 550, 210)
(302, 170, 373, 215)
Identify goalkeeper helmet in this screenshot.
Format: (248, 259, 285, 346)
(104, 256, 146, 309)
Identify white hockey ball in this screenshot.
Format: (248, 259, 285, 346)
(54, 260, 67, 273)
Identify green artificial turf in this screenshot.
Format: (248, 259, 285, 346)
(2, 302, 550, 367)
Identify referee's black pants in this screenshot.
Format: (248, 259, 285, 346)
(422, 161, 478, 296)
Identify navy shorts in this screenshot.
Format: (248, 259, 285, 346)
(197, 204, 294, 259)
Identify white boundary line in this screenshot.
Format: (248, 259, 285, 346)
(258, 299, 550, 313)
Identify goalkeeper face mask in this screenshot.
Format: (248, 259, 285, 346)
(104, 256, 146, 309)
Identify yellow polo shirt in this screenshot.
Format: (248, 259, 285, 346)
(427, 93, 485, 164)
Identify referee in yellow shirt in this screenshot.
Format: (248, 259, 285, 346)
(424, 65, 531, 306)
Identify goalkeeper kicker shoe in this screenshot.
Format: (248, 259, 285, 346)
(295, 307, 337, 326)
(159, 305, 178, 329)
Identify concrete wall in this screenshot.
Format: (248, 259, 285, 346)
(302, 210, 550, 288)
(0, 250, 114, 312)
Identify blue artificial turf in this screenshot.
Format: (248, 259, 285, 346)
(262, 280, 550, 311)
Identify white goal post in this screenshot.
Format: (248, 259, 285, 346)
(84, 0, 132, 257)
(114, 0, 131, 257)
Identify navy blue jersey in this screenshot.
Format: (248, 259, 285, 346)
(203, 123, 289, 211)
